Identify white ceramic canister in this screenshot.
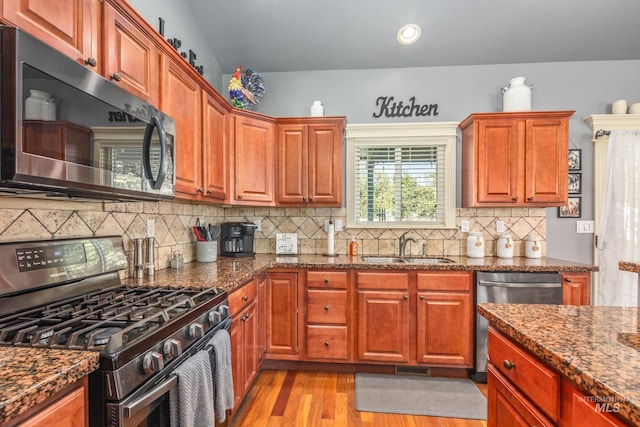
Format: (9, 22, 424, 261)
(310, 100, 324, 116)
(466, 230, 485, 258)
(525, 235, 542, 259)
(501, 77, 532, 112)
(25, 90, 56, 120)
(497, 232, 514, 259)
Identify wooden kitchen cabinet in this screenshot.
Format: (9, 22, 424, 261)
(266, 271, 299, 357)
(232, 111, 276, 205)
(560, 379, 627, 426)
(276, 117, 345, 206)
(416, 272, 473, 367)
(356, 271, 410, 363)
(103, 1, 160, 106)
(201, 88, 229, 201)
(2, 0, 101, 73)
(161, 55, 202, 197)
(229, 280, 258, 412)
(561, 271, 591, 305)
(305, 270, 349, 361)
(460, 111, 574, 207)
(256, 273, 267, 362)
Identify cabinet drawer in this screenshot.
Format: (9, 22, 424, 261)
(229, 280, 257, 316)
(488, 328, 560, 421)
(306, 325, 347, 360)
(561, 380, 627, 426)
(356, 272, 409, 290)
(307, 271, 347, 289)
(307, 290, 347, 324)
(417, 272, 472, 291)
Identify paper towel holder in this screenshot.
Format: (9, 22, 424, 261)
(323, 218, 339, 257)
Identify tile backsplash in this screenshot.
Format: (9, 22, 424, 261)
(0, 197, 546, 277)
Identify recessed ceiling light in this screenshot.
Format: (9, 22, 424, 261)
(397, 24, 421, 45)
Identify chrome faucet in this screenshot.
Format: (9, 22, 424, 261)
(399, 231, 418, 257)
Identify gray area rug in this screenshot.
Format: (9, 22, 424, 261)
(354, 373, 487, 420)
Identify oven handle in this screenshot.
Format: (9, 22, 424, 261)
(123, 375, 177, 419)
(478, 280, 561, 288)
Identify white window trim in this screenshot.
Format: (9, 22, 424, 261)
(345, 122, 458, 229)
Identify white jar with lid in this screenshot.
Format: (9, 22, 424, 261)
(497, 232, 514, 258)
(525, 235, 542, 258)
(466, 230, 485, 258)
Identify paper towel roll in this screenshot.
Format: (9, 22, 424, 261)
(327, 220, 335, 255)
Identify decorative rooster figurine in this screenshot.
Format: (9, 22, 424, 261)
(228, 65, 264, 110)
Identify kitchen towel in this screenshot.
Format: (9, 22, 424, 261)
(169, 350, 215, 427)
(207, 329, 234, 423)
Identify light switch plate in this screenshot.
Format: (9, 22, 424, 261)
(460, 220, 470, 233)
(324, 219, 343, 232)
(576, 220, 595, 234)
(146, 219, 155, 238)
(496, 220, 505, 233)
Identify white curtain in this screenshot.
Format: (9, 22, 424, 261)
(597, 130, 640, 306)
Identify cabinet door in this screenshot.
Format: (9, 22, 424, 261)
(524, 117, 569, 205)
(230, 313, 243, 411)
(475, 119, 520, 204)
(161, 57, 202, 197)
(266, 272, 298, 355)
(103, 2, 159, 105)
(416, 291, 472, 366)
(561, 272, 591, 305)
(357, 290, 409, 363)
(560, 380, 627, 426)
(308, 122, 343, 205)
(487, 365, 554, 427)
(202, 89, 228, 201)
(241, 301, 258, 396)
(2, 0, 100, 72)
(277, 124, 307, 204)
(234, 115, 275, 203)
(257, 274, 267, 360)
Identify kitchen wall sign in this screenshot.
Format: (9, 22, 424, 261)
(373, 96, 439, 118)
(158, 18, 204, 75)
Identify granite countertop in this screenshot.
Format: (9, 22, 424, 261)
(0, 347, 99, 424)
(478, 303, 640, 425)
(620, 261, 640, 274)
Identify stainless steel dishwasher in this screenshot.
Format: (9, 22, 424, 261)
(473, 271, 563, 383)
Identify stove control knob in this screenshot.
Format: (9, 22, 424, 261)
(142, 351, 164, 374)
(218, 305, 230, 317)
(163, 339, 182, 359)
(208, 310, 222, 325)
(188, 322, 205, 339)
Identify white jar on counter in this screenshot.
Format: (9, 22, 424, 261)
(497, 232, 514, 258)
(466, 230, 485, 258)
(525, 235, 542, 258)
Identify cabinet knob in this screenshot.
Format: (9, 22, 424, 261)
(403, 294, 409, 299)
(309, 197, 314, 202)
(324, 305, 329, 311)
(237, 195, 243, 199)
(324, 341, 329, 346)
(196, 187, 204, 194)
(324, 278, 329, 283)
(110, 72, 122, 82)
(527, 196, 534, 201)
(242, 295, 248, 301)
(303, 197, 307, 202)
(420, 295, 425, 301)
(565, 277, 573, 282)
(503, 359, 516, 370)
(206, 189, 212, 194)
(85, 57, 97, 67)
(512, 196, 519, 202)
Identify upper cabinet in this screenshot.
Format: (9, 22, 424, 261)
(276, 117, 345, 206)
(232, 111, 276, 205)
(460, 111, 574, 207)
(103, 1, 160, 106)
(2, 0, 102, 73)
(201, 88, 229, 202)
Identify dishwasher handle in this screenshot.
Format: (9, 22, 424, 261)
(478, 280, 561, 288)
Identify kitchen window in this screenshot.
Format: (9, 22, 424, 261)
(345, 122, 458, 229)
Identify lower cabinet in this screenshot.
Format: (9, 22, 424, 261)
(561, 271, 591, 305)
(229, 280, 258, 412)
(265, 271, 299, 357)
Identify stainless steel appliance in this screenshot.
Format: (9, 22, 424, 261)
(473, 271, 562, 383)
(0, 236, 231, 426)
(0, 26, 176, 201)
(220, 222, 256, 257)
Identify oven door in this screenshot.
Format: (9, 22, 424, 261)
(106, 318, 232, 427)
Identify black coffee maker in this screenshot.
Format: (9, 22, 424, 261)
(220, 222, 256, 257)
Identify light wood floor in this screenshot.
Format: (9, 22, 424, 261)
(231, 370, 489, 427)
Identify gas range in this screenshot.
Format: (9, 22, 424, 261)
(0, 236, 231, 426)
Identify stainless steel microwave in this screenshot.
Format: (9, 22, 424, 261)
(0, 26, 176, 201)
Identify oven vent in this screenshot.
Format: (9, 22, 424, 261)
(395, 366, 431, 376)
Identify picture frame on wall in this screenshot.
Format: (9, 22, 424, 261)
(568, 172, 582, 194)
(558, 196, 581, 218)
(568, 149, 582, 171)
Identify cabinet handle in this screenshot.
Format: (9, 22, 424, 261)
(565, 277, 573, 282)
(503, 359, 516, 370)
(85, 57, 97, 67)
(324, 341, 329, 346)
(110, 72, 122, 82)
(512, 196, 519, 202)
(324, 278, 329, 283)
(527, 196, 534, 201)
(324, 305, 329, 311)
(403, 294, 409, 299)
(242, 295, 248, 301)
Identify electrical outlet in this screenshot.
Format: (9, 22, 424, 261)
(496, 220, 505, 233)
(324, 219, 343, 232)
(460, 220, 470, 233)
(253, 218, 261, 232)
(146, 219, 155, 238)
(335, 219, 343, 232)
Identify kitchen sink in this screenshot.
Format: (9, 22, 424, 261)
(359, 256, 454, 264)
